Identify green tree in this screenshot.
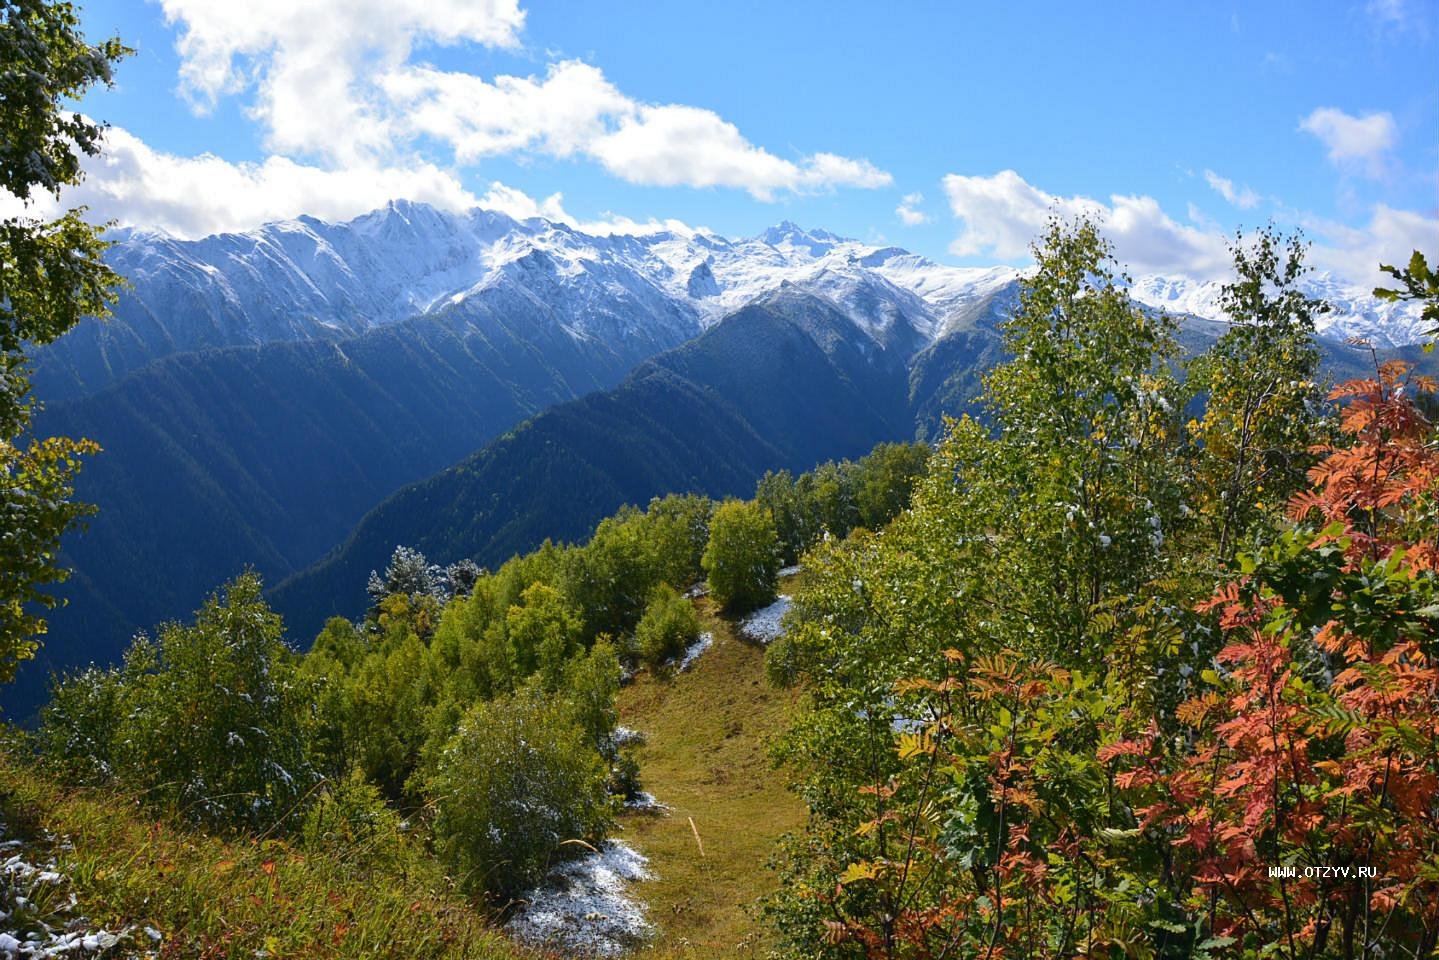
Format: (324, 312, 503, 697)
(810, 461, 860, 541)
(642, 493, 712, 590)
(854, 442, 929, 530)
(0, 0, 128, 684)
(1374, 249, 1439, 346)
(755, 469, 813, 564)
(563, 508, 657, 639)
(702, 498, 780, 613)
(428, 686, 611, 901)
(764, 219, 1198, 956)
(634, 582, 701, 666)
(1185, 227, 1326, 565)
(345, 626, 443, 800)
(505, 580, 583, 684)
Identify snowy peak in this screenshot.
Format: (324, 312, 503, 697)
(757, 220, 845, 257)
(1125, 272, 1428, 349)
(45, 200, 1433, 403)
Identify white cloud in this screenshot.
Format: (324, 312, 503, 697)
(0, 132, 716, 241)
(940, 169, 1228, 278)
(1203, 169, 1260, 209)
(3, 126, 477, 239)
(1298, 107, 1397, 175)
(386, 63, 890, 199)
(896, 192, 929, 225)
(5, 0, 893, 234)
(474, 181, 572, 223)
(160, 0, 526, 165)
(154, 0, 889, 200)
(1366, 0, 1430, 37)
(940, 168, 1437, 289)
(474, 181, 700, 236)
(1303, 203, 1439, 288)
(381, 61, 629, 162)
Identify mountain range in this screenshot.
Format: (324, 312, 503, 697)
(6, 200, 1429, 718)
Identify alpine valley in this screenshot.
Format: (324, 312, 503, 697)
(7, 200, 1429, 715)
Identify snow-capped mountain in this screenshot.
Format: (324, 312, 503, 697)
(1126, 273, 1428, 349)
(37, 200, 1428, 401)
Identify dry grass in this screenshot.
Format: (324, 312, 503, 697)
(0, 752, 534, 960)
(617, 588, 805, 959)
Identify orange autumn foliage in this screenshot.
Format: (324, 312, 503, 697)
(1115, 360, 1439, 957)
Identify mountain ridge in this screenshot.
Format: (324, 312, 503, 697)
(37, 201, 1427, 402)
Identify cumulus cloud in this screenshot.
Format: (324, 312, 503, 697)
(475, 181, 700, 237)
(940, 168, 1435, 288)
(160, 0, 526, 165)
(2, 126, 478, 239)
(1303, 203, 1439, 288)
(386, 63, 890, 199)
(896, 192, 929, 225)
(153, 0, 889, 200)
(1298, 107, 1397, 174)
(940, 169, 1227, 278)
(1203, 169, 1260, 209)
(9, 0, 892, 235)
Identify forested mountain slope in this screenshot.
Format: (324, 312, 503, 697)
(15, 208, 1432, 719)
(269, 288, 919, 637)
(8, 288, 690, 717)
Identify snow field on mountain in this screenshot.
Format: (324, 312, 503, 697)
(102, 200, 1430, 378)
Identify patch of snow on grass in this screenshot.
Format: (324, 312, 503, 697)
(623, 792, 669, 814)
(739, 595, 792, 645)
(612, 726, 646, 748)
(674, 632, 713, 672)
(507, 841, 653, 957)
(0, 819, 142, 959)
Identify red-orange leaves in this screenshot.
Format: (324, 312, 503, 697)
(1290, 360, 1439, 570)
(1152, 366, 1439, 954)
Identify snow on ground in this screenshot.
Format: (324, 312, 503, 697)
(739, 595, 792, 645)
(507, 841, 654, 958)
(673, 632, 713, 672)
(623, 792, 669, 814)
(0, 820, 143, 959)
(612, 726, 646, 748)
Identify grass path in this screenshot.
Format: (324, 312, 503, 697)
(616, 591, 804, 959)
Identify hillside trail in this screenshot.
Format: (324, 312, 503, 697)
(616, 581, 805, 959)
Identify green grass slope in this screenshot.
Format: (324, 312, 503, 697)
(616, 584, 805, 959)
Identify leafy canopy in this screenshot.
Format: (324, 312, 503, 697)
(0, 0, 128, 683)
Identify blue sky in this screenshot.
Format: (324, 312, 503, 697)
(24, 0, 1439, 283)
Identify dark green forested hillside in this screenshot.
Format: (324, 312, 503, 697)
(14, 265, 1429, 722)
(5, 293, 685, 718)
(269, 289, 920, 638)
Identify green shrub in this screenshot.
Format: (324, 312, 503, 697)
(634, 584, 701, 667)
(300, 767, 405, 870)
(40, 573, 320, 832)
(428, 687, 612, 901)
(38, 665, 128, 785)
(702, 499, 780, 613)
